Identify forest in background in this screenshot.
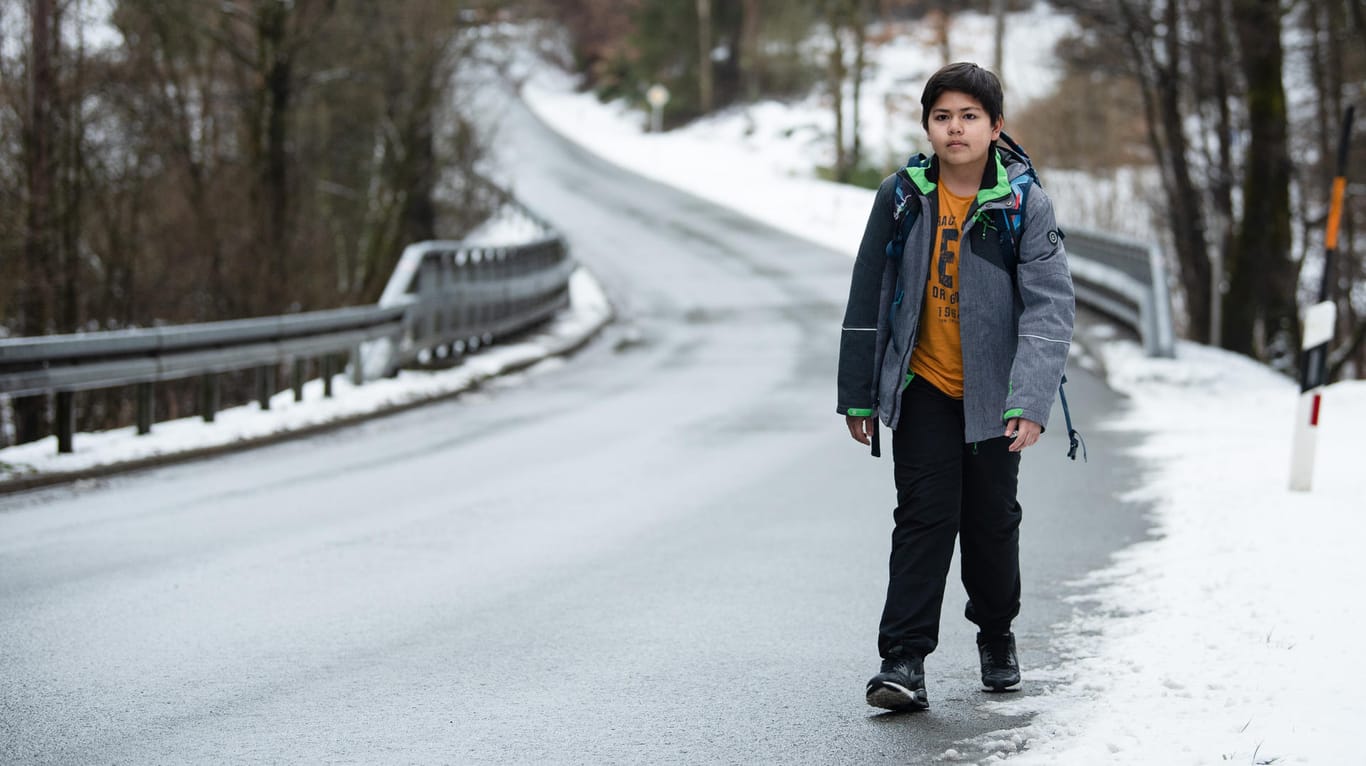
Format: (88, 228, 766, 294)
(2, 0, 1364, 448)
(0, 0, 512, 444)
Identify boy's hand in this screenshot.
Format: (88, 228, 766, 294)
(846, 415, 875, 445)
(1005, 417, 1042, 452)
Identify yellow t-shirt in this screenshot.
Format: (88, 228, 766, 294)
(908, 184, 975, 399)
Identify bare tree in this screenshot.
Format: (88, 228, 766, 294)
(11, 0, 93, 441)
(992, 0, 1005, 88)
(1055, 0, 1216, 344)
(697, 0, 714, 113)
(824, 0, 869, 183)
(826, 1, 847, 180)
(1222, 0, 1297, 362)
(0, 0, 511, 443)
(850, 0, 867, 173)
(739, 0, 763, 102)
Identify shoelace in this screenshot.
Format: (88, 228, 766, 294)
(982, 641, 1014, 669)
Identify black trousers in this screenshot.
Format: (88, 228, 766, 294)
(878, 375, 1022, 659)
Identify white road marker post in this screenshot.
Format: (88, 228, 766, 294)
(1289, 104, 1353, 492)
(1290, 302, 1337, 491)
(646, 84, 670, 134)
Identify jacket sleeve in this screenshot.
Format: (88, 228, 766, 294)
(1003, 185, 1075, 428)
(837, 175, 898, 417)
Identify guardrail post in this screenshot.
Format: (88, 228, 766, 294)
(351, 345, 365, 386)
(136, 383, 154, 435)
(292, 358, 306, 402)
(322, 355, 335, 398)
(56, 391, 75, 453)
(1147, 244, 1176, 358)
(257, 365, 275, 410)
(388, 330, 403, 378)
(201, 373, 220, 423)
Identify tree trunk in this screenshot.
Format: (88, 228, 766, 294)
(696, 0, 713, 113)
(739, 0, 761, 102)
(850, 0, 866, 173)
(828, 8, 847, 181)
(16, 0, 58, 444)
(23, 0, 55, 339)
(60, 5, 84, 335)
(1203, 0, 1236, 347)
(259, 0, 293, 313)
(1350, 0, 1366, 48)
(1119, 0, 1212, 344)
(934, 10, 950, 65)
(992, 0, 1006, 88)
(1223, 0, 1296, 361)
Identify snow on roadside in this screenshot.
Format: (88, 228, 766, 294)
(968, 342, 1362, 765)
(461, 199, 552, 247)
(0, 269, 611, 485)
(522, 64, 875, 258)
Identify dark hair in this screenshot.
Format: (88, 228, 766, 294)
(920, 62, 1004, 130)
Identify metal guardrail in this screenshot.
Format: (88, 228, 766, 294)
(1064, 228, 1176, 359)
(374, 225, 572, 375)
(0, 193, 574, 455)
(0, 305, 409, 396)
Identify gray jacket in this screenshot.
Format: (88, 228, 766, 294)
(837, 142, 1075, 443)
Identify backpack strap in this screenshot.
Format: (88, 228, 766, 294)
(886, 170, 920, 261)
(1000, 170, 1034, 258)
(996, 163, 1086, 462)
(1057, 374, 1087, 462)
(870, 166, 921, 459)
(886, 165, 924, 329)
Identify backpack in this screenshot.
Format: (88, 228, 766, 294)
(884, 133, 1086, 462)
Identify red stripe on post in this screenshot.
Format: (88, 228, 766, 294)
(1310, 393, 1322, 426)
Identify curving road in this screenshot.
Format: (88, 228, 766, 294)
(0, 89, 1149, 764)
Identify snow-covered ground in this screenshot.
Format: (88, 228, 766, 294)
(520, 11, 1362, 762)
(985, 342, 1362, 765)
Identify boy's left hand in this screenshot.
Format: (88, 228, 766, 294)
(846, 415, 876, 446)
(1005, 418, 1042, 452)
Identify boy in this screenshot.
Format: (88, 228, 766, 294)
(836, 62, 1074, 711)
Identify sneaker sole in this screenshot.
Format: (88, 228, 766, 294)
(981, 679, 1021, 693)
(866, 681, 930, 711)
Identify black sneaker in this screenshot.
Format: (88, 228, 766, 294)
(865, 655, 929, 711)
(977, 631, 1021, 692)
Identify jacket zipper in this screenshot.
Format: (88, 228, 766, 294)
(888, 194, 1009, 430)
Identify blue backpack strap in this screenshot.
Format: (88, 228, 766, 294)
(1057, 375, 1086, 462)
(1002, 171, 1034, 255)
(886, 169, 919, 261)
(871, 165, 920, 459)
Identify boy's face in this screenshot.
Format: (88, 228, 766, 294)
(925, 90, 1002, 172)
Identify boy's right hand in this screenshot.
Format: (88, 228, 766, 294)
(846, 415, 875, 445)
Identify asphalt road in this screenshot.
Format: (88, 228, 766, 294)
(0, 89, 1150, 764)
